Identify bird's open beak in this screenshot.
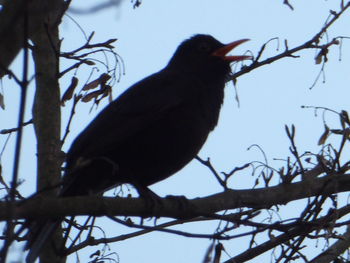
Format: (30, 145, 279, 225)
(212, 39, 251, 62)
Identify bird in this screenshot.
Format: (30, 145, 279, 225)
(25, 34, 250, 262)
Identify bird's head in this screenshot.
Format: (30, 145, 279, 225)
(168, 34, 251, 77)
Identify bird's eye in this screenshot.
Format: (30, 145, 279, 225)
(198, 42, 211, 53)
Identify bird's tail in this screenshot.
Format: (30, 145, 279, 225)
(25, 220, 60, 263)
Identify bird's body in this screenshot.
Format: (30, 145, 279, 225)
(26, 34, 250, 263)
(63, 66, 226, 196)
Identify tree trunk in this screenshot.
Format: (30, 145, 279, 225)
(31, 1, 65, 261)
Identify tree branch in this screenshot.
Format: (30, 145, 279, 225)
(224, 205, 350, 263)
(310, 225, 350, 263)
(1, 173, 350, 221)
(230, 2, 350, 81)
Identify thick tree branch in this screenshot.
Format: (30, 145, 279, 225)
(1, 173, 349, 221)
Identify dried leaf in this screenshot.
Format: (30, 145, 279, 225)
(315, 48, 329, 64)
(340, 110, 350, 128)
(99, 73, 111, 84)
(82, 90, 102, 102)
(345, 128, 350, 140)
(0, 93, 4, 109)
(315, 51, 323, 64)
(94, 85, 112, 105)
(83, 78, 100, 91)
(84, 60, 95, 66)
(82, 73, 111, 91)
(75, 94, 83, 102)
(318, 125, 329, 145)
(108, 90, 113, 103)
(61, 77, 78, 106)
(101, 85, 112, 98)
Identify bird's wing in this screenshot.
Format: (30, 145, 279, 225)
(66, 69, 195, 166)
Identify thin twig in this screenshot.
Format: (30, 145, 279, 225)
(230, 3, 350, 81)
(0, 119, 33, 134)
(195, 156, 227, 189)
(0, 3, 29, 262)
(61, 95, 81, 144)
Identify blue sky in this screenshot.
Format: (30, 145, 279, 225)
(1, 0, 350, 262)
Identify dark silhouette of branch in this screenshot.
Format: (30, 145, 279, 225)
(230, 2, 350, 81)
(0, 119, 33, 135)
(67, 210, 257, 254)
(68, 0, 123, 14)
(0, 2, 30, 261)
(224, 205, 350, 263)
(0, 171, 349, 221)
(283, 0, 294, 10)
(61, 95, 81, 144)
(310, 226, 350, 263)
(195, 156, 228, 189)
(67, 217, 200, 254)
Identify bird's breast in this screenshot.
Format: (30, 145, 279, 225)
(117, 94, 223, 186)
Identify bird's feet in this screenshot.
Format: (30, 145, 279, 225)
(135, 185, 164, 214)
(134, 185, 192, 218)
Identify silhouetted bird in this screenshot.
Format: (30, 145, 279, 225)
(26, 34, 250, 263)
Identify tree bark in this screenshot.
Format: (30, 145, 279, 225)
(1, 173, 349, 221)
(30, 0, 66, 261)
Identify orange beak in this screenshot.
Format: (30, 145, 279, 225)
(212, 39, 251, 62)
